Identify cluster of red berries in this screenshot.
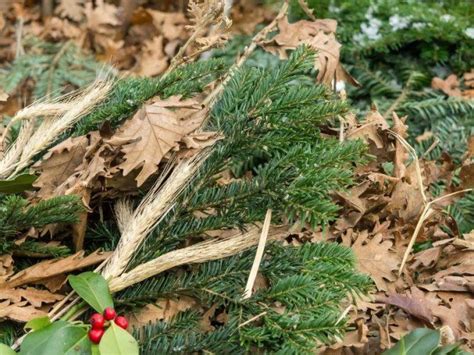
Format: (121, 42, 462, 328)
(88, 307, 129, 344)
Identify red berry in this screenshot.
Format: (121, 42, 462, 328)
(88, 328, 104, 344)
(89, 313, 105, 329)
(103, 307, 116, 320)
(114, 316, 128, 330)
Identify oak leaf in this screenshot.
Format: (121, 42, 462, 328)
(0, 300, 47, 322)
(3, 250, 110, 288)
(107, 96, 209, 186)
(33, 135, 89, 198)
(431, 75, 461, 97)
(55, 0, 84, 22)
(378, 287, 433, 323)
(351, 231, 399, 291)
(260, 16, 357, 85)
(0, 287, 63, 307)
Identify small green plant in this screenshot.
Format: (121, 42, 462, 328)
(0, 272, 139, 355)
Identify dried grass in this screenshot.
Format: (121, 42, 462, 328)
(101, 153, 210, 280)
(109, 225, 288, 292)
(0, 79, 112, 179)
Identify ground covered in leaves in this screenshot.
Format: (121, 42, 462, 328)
(0, 0, 473, 353)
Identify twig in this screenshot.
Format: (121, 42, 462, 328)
(398, 188, 473, 274)
(238, 311, 268, 328)
(242, 209, 272, 299)
(297, 0, 316, 21)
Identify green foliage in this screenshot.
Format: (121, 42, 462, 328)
(383, 328, 468, 355)
(0, 195, 83, 254)
(0, 37, 106, 99)
(0, 174, 38, 194)
(72, 58, 228, 136)
(124, 242, 372, 353)
(68, 272, 114, 313)
(132, 47, 366, 266)
(293, 0, 474, 72)
(20, 321, 90, 355)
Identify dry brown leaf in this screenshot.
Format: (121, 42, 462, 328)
(0, 89, 8, 102)
(259, 16, 357, 85)
(460, 163, 474, 189)
(107, 95, 208, 186)
(0, 286, 63, 307)
(0, 300, 47, 322)
(55, 0, 84, 22)
(147, 9, 188, 41)
(33, 135, 89, 198)
(3, 250, 110, 288)
(378, 287, 433, 323)
(84, 0, 120, 34)
(0, 255, 14, 283)
(431, 75, 462, 97)
(128, 297, 196, 329)
(351, 231, 399, 291)
(136, 36, 168, 77)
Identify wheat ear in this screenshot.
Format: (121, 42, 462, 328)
(101, 153, 209, 279)
(0, 79, 112, 179)
(109, 225, 288, 292)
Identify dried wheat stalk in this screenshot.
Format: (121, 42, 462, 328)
(101, 153, 209, 279)
(0, 79, 112, 179)
(109, 225, 288, 293)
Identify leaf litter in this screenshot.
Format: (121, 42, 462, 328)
(0, 0, 473, 352)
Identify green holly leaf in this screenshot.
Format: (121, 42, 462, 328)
(99, 323, 139, 355)
(68, 272, 114, 313)
(383, 328, 440, 355)
(20, 321, 90, 355)
(0, 174, 37, 194)
(24, 316, 51, 332)
(0, 343, 16, 355)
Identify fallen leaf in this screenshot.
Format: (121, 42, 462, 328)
(259, 16, 357, 85)
(0, 287, 63, 307)
(351, 232, 400, 291)
(33, 135, 89, 198)
(0, 300, 47, 322)
(55, 0, 84, 22)
(378, 287, 433, 323)
(107, 95, 209, 186)
(431, 75, 461, 97)
(3, 250, 110, 288)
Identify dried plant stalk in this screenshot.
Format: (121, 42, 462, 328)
(242, 209, 272, 299)
(101, 153, 209, 280)
(0, 79, 112, 179)
(109, 225, 288, 293)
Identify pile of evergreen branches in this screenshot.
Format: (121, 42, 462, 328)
(0, 4, 372, 353)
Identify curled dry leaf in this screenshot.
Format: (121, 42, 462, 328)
(431, 74, 461, 97)
(106, 95, 211, 186)
(3, 250, 110, 288)
(128, 297, 196, 329)
(259, 16, 358, 86)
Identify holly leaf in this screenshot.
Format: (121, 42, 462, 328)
(24, 316, 51, 331)
(20, 321, 90, 355)
(383, 328, 440, 355)
(99, 323, 139, 355)
(68, 272, 113, 313)
(0, 343, 15, 355)
(0, 174, 37, 194)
